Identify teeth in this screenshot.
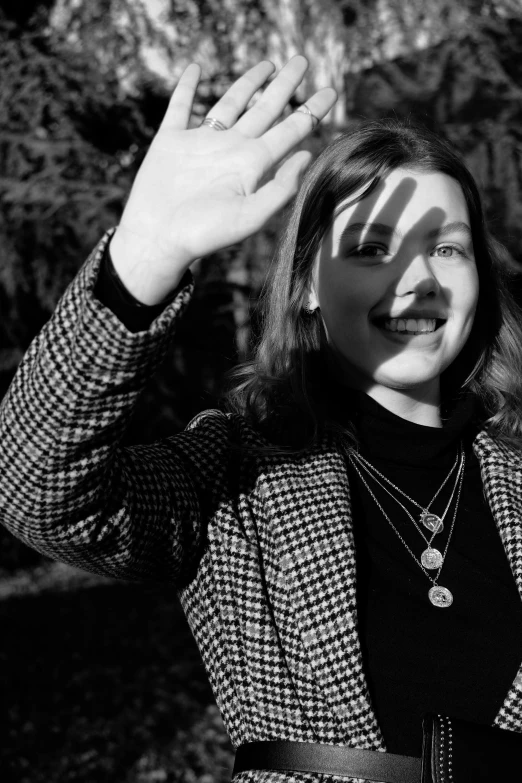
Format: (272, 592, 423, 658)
(381, 318, 438, 334)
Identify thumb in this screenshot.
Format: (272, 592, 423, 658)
(275, 149, 313, 192)
(246, 150, 313, 230)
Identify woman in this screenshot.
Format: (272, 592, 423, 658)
(1, 56, 522, 782)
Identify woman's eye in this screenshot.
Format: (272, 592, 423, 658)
(349, 245, 387, 258)
(432, 244, 465, 258)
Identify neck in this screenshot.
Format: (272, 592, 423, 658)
(363, 383, 442, 428)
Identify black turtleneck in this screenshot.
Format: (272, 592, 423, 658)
(341, 391, 522, 756)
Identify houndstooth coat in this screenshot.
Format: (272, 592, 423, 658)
(1, 232, 522, 783)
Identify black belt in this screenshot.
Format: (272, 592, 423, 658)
(233, 740, 421, 782)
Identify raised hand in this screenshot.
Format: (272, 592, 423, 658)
(109, 56, 337, 304)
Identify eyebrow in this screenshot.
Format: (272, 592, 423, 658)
(339, 221, 473, 242)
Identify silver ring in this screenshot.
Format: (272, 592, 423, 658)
(202, 116, 228, 131)
(295, 104, 320, 129)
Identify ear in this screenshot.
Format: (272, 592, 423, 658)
(305, 287, 320, 312)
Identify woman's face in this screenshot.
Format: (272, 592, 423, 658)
(312, 167, 479, 402)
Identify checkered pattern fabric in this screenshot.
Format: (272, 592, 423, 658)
(1, 232, 521, 783)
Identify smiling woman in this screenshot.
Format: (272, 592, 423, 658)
(228, 120, 519, 443)
(312, 169, 479, 423)
(1, 60, 522, 783)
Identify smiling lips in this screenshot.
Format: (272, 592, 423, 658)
(378, 317, 445, 335)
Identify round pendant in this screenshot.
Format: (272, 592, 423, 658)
(420, 511, 443, 534)
(421, 547, 443, 569)
(429, 586, 453, 608)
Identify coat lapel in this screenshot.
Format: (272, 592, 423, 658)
(474, 431, 522, 732)
(257, 439, 384, 749)
(474, 431, 522, 600)
(256, 429, 522, 745)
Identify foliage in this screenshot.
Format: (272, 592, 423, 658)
(50, 0, 274, 107)
(0, 574, 233, 782)
(349, 6, 522, 262)
(0, 8, 146, 386)
(130, 705, 233, 783)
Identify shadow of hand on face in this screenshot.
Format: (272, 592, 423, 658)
(316, 172, 466, 408)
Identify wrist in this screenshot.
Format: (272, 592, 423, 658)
(109, 227, 190, 305)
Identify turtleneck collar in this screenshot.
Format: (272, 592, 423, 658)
(331, 388, 479, 469)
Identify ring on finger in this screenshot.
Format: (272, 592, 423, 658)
(294, 104, 320, 130)
(201, 116, 229, 131)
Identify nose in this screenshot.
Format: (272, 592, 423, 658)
(394, 252, 440, 299)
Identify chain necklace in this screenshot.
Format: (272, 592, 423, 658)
(348, 451, 466, 608)
(350, 447, 463, 570)
(350, 447, 460, 535)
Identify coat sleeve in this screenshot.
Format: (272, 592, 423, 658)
(0, 231, 234, 583)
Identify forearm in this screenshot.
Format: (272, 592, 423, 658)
(0, 231, 198, 581)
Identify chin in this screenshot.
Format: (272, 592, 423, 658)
(337, 353, 447, 394)
(372, 368, 442, 392)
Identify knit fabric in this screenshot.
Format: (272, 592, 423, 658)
(0, 231, 521, 783)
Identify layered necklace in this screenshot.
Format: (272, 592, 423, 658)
(348, 444, 465, 608)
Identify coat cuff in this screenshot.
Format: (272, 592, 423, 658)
(51, 230, 194, 380)
(94, 233, 193, 334)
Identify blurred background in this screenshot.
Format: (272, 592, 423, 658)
(1, 0, 522, 780)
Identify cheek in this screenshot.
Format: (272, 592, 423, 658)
(458, 268, 480, 323)
(319, 288, 370, 349)
(439, 264, 479, 322)
(317, 266, 376, 324)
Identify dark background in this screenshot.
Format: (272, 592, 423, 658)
(1, 1, 521, 780)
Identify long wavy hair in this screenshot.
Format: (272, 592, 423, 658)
(226, 119, 522, 451)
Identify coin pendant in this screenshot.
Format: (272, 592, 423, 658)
(420, 511, 443, 533)
(429, 586, 453, 608)
(421, 548, 443, 569)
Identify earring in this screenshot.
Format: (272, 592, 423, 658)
(303, 302, 317, 316)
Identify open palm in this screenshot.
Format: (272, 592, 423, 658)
(110, 57, 337, 304)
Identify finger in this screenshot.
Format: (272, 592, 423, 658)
(161, 63, 201, 130)
(235, 55, 310, 137)
(241, 150, 313, 231)
(258, 88, 337, 164)
(202, 61, 275, 130)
